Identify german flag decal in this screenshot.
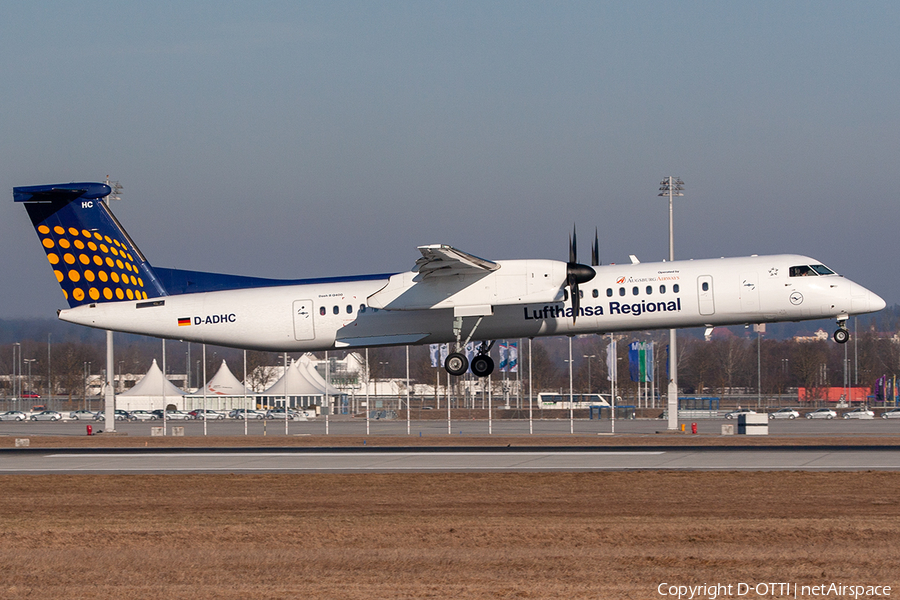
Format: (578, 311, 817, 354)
(177, 317, 191, 326)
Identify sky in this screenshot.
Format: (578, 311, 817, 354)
(1, 1, 898, 319)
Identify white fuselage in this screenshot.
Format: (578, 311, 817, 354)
(58, 254, 885, 350)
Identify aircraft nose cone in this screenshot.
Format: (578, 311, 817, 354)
(850, 282, 886, 314)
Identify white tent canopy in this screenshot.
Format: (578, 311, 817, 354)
(199, 360, 248, 396)
(117, 359, 186, 411)
(262, 354, 342, 396)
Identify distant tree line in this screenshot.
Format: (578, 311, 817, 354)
(1, 311, 898, 402)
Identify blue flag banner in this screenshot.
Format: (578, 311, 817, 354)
(628, 341, 653, 383)
(499, 341, 509, 372)
(429, 344, 440, 368)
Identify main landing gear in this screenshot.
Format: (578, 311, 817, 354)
(833, 317, 850, 344)
(444, 343, 495, 377)
(443, 316, 496, 377)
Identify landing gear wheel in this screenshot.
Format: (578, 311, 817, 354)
(470, 355, 495, 378)
(834, 328, 849, 344)
(445, 352, 469, 376)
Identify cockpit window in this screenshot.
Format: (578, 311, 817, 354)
(811, 264, 835, 275)
(789, 265, 817, 277)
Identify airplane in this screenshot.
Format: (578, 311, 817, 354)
(15, 181, 886, 378)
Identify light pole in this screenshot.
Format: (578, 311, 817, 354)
(582, 354, 596, 394)
(24, 359, 36, 399)
(659, 177, 683, 430)
(377, 362, 389, 409)
(12, 343, 21, 410)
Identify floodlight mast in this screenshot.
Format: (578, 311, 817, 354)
(658, 177, 684, 431)
(102, 176, 123, 433)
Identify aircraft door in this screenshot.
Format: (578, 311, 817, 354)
(697, 275, 715, 316)
(293, 299, 315, 341)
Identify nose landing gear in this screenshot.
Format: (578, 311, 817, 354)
(833, 317, 850, 344)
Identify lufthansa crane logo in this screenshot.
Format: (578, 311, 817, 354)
(789, 292, 803, 305)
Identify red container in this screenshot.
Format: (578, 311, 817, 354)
(86, 424, 93, 436)
(691, 422, 697, 435)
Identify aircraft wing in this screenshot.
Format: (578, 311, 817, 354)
(368, 245, 565, 314)
(414, 245, 499, 278)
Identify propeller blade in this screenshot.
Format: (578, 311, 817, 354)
(568, 227, 577, 264)
(565, 225, 595, 323)
(571, 280, 581, 322)
(591, 228, 600, 267)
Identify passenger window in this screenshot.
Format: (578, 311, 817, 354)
(702, 282, 709, 292)
(592, 289, 598, 298)
(360, 304, 366, 313)
(606, 288, 613, 297)
(673, 284, 680, 293)
(346, 305, 352, 314)
(660, 285, 666, 294)
(333, 306, 339, 315)
(619, 287, 625, 297)
(319, 307, 326, 316)
(632, 286, 639, 296)
(646, 285, 652, 295)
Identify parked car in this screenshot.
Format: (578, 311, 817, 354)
(188, 409, 225, 420)
(882, 408, 900, 419)
(0, 410, 28, 421)
(805, 408, 837, 419)
(21, 392, 41, 399)
(30, 410, 63, 421)
(843, 407, 875, 419)
(69, 409, 99, 420)
(229, 409, 266, 420)
(769, 408, 800, 420)
(265, 408, 301, 420)
(129, 410, 159, 421)
(94, 409, 135, 421)
(724, 408, 756, 419)
(151, 409, 191, 420)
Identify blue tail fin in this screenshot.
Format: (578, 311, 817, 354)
(14, 182, 167, 307)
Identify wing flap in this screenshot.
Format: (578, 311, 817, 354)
(414, 245, 499, 278)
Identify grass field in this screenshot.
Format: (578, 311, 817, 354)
(1, 467, 898, 599)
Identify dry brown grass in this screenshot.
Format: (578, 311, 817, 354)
(1, 472, 898, 599)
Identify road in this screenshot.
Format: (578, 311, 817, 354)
(1, 446, 899, 473)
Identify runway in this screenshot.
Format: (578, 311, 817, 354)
(2, 446, 899, 473)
